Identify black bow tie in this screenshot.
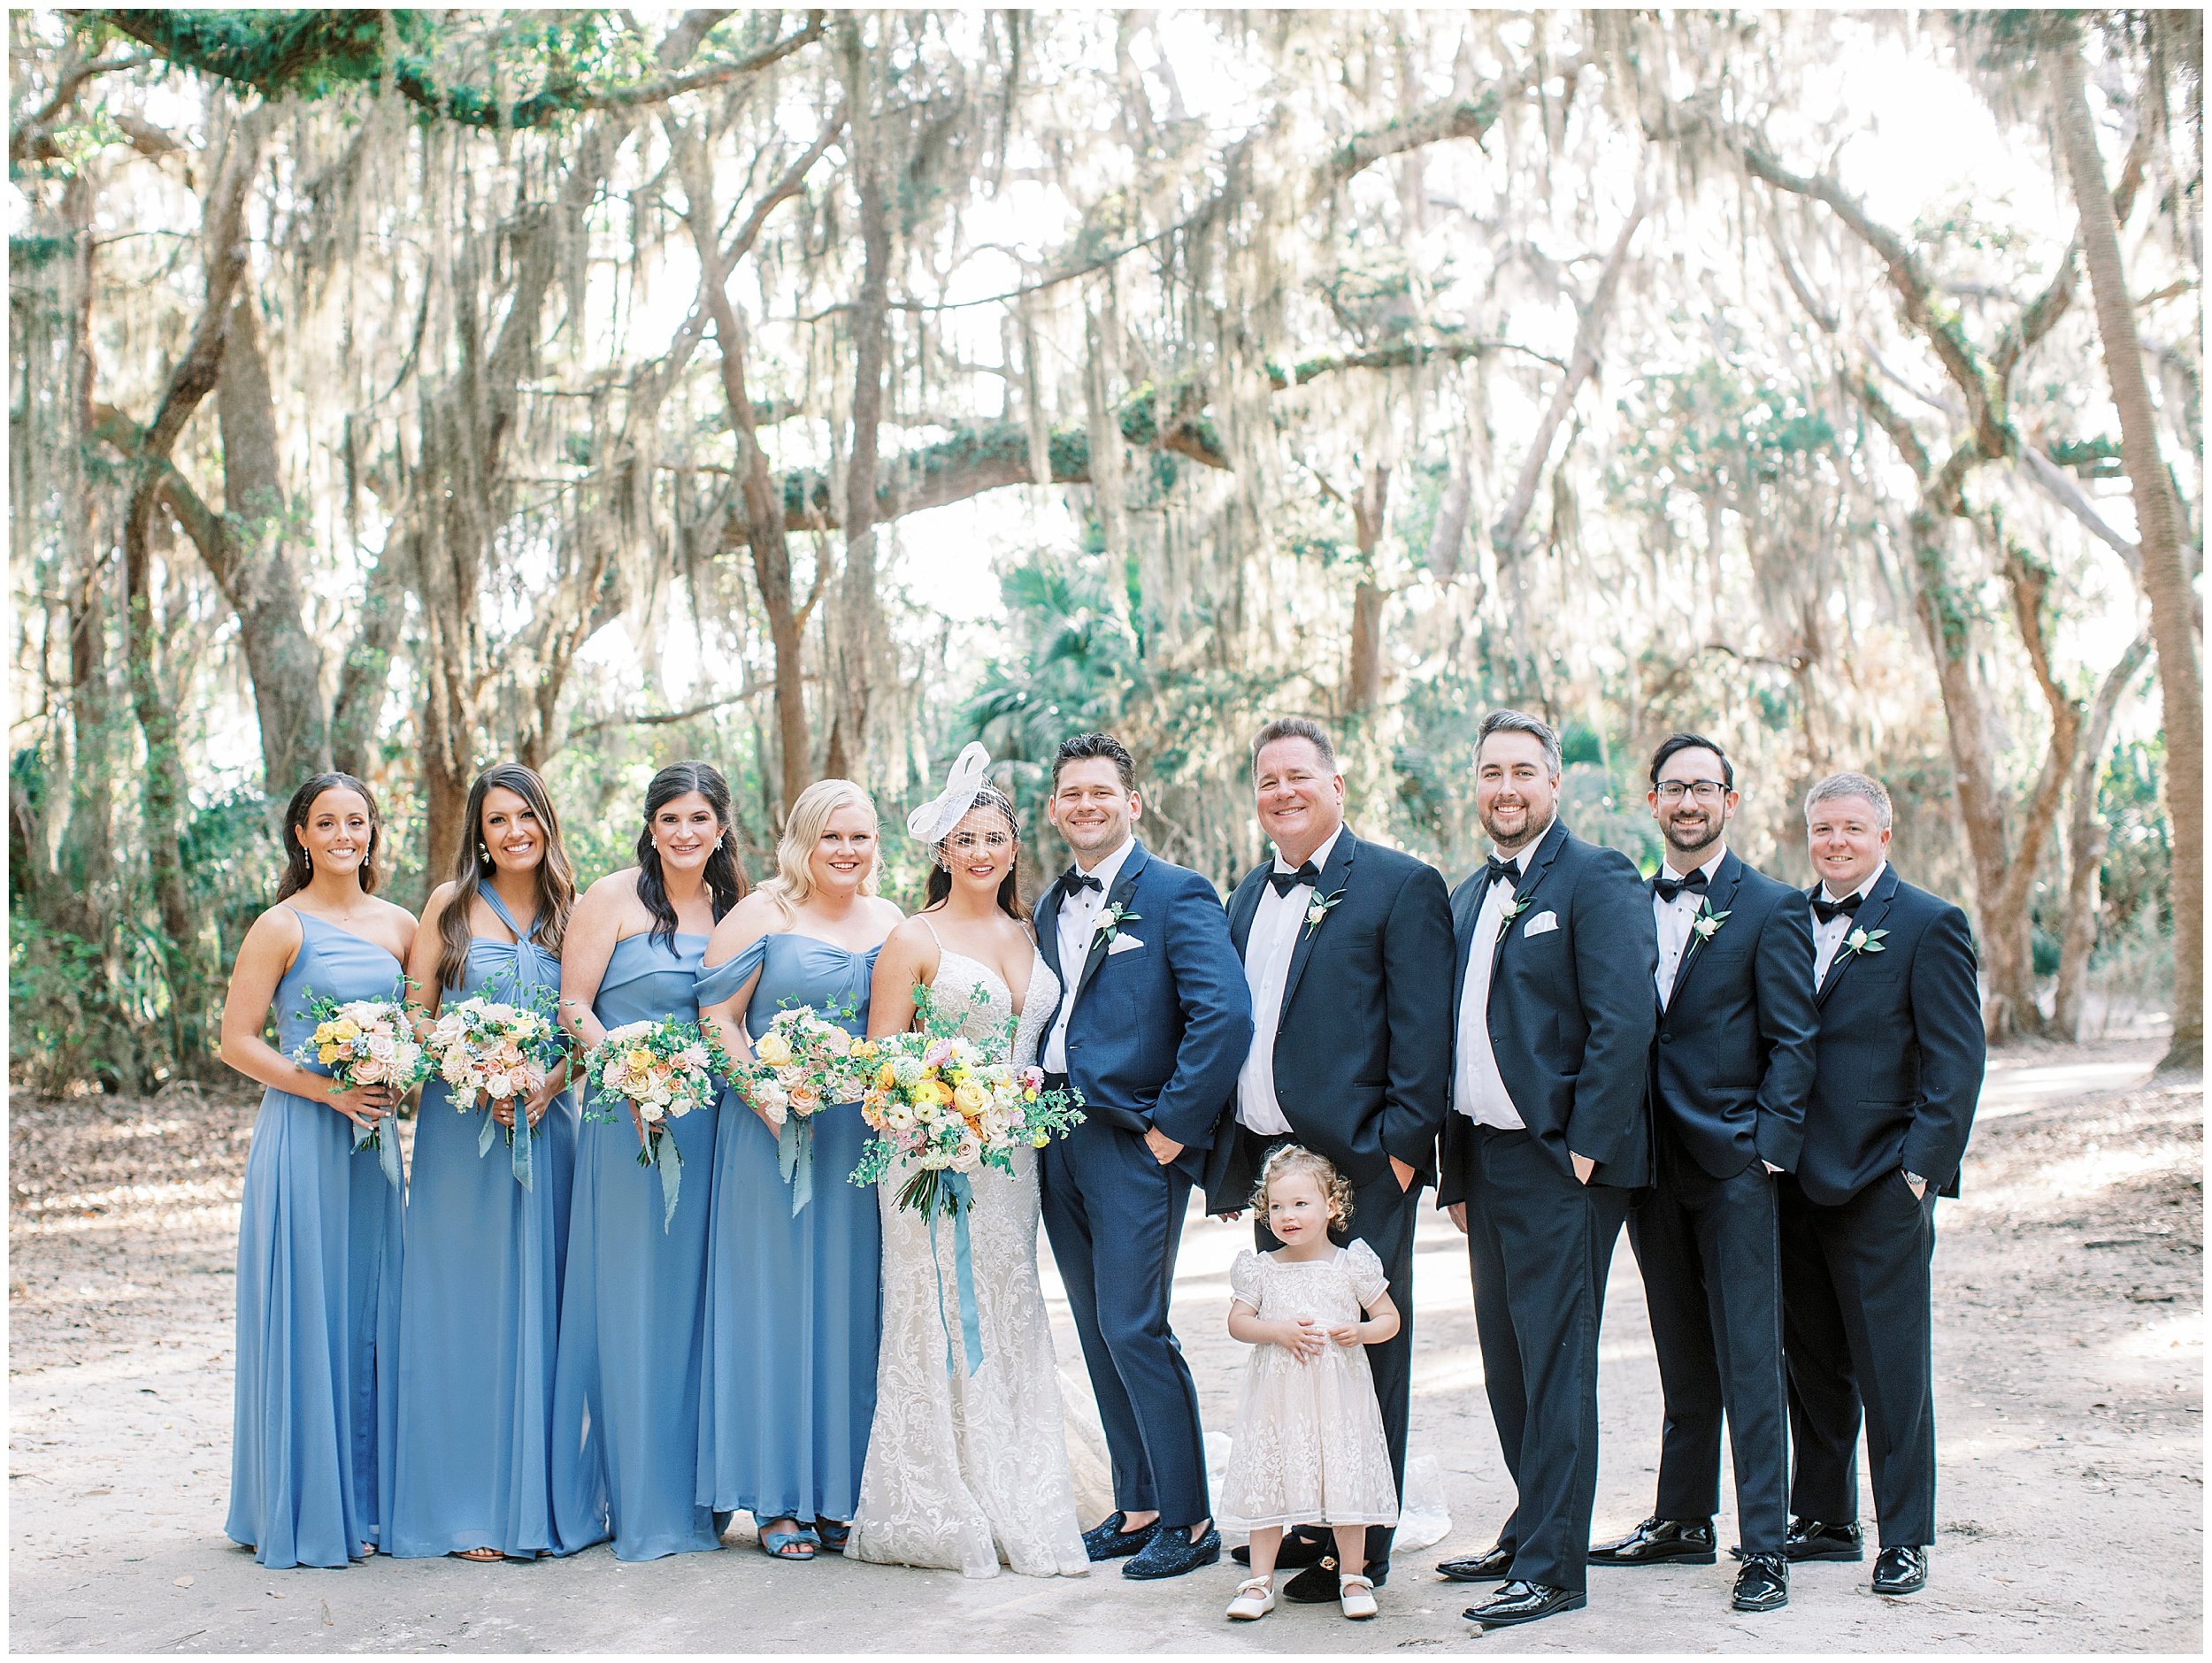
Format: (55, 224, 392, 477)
(1483, 854, 1520, 891)
(1812, 891, 1863, 923)
(1059, 868, 1103, 897)
(1653, 868, 1709, 903)
(1268, 861, 1321, 897)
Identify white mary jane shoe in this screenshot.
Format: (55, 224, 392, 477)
(1225, 1576, 1278, 1620)
(1339, 1572, 1379, 1619)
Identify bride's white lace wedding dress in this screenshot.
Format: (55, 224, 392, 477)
(847, 937, 1089, 1578)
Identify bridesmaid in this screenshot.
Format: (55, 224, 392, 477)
(389, 763, 579, 1560)
(696, 778, 901, 1561)
(548, 761, 746, 1560)
(219, 772, 415, 1567)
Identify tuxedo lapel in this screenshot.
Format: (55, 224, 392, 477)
(1279, 831, 1357, 1015)
(1226, 865, 1267, 960)
(1663, 850, 1743, 1014)
(1451, 870, 1485, 1017)
(1492, 816, 1570, 979)
(1816, 864, 1899, 1005)
(1034, 877, 1066, 983)
(1071, 841, 1150, 1011)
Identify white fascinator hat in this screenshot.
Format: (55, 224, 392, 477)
(905, 741, 998, 846)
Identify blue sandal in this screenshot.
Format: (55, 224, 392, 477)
(814, 1518, 850, 1553)
(758, 1525, 818, 1561)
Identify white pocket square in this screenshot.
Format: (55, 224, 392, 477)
(1523, 910, 1560, 938)
(1106, 933, 1146, 955)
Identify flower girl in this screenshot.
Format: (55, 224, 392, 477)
(1216, 1146, 1401, 1621)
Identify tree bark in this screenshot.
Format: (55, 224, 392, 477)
(1345, 464, 1390, 711)
(2053, 33, 2204, 1071)
(2055, 633, 2154, 1038)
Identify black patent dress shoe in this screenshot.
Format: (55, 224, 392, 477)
(1871, 1545, 1927, 1596)
(1123, 1522, 1221, 1580)
(1281, 1557, 1388, 1603)
(1464, 1580, 1587, 1629)
(1232, 1529, 1328, 1570)
(1587, 1516, 1717, 1566)
(1081, 1512, 1160, 1561)
(1782, 1517, 1864, 1562)
(1436, 1542, 1516, 1582)
(1732, 1552, 1789, 1612)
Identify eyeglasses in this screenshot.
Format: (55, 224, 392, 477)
(1654, 780, 1729, 803)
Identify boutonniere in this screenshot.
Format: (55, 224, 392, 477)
(1302, 886, 1346, 940)
(1687, 898, 1732, 947)
(1499, 892, 1532, 925)
(1092, 901, 1140, 946)
(1836, 924, 1888, 964)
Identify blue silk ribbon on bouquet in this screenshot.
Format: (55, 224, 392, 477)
(354, 1118, 403, 1188)
(778, 1115, 814, 1215)
(926, 1171, 986, 1377)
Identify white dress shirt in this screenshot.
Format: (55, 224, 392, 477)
(1653, 846, 1729, 1006)
(1454, 844, 1532, 1129)
(1235, 825, 1345, 1136)
(1042, 834, 1136, 1073)
(1811, 861, 1887, 986)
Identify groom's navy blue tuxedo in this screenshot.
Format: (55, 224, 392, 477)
(1625, 848, 1818, 1557)
(1034, 839, 1251, 1530)
(1437, 815, 1655, 1595)
(1780, 863, 1984, 1549)
(1204, 828, 1454, 1576)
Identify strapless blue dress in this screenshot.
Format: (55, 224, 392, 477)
(548, 929, 723, 1560)
(226, 906, 407, 1567)
(695, 932, 883, 1528)
(389, 889, 576, 1558)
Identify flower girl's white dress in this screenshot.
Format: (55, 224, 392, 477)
(1216, 1242, 1401, 1531)
(847, 939, 1088, 1577)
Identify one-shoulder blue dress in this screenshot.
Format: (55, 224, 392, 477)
(389, 889, 576, 1559)
(695, 932, 883, 1529)
(226, 906, 407, 1568)
(548, 929, 723, 1560)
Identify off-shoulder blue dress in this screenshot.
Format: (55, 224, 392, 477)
(226, 906, 407, 1568)
(695, 932, 883, 1529)
(389, 889, 576, 1559)
(548, 929, 723, 1560)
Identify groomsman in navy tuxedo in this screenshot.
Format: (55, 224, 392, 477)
(1433, 710, 1656, 1630)
(1033, 732, 1253, 1581)
(1778, 772, 1984, 1598)
(1204, 717, 1454, 1600)
(1586, 733, 1817, 1613)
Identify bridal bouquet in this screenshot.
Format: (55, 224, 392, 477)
(425, 987, 565, 1188)
(850, 986, 1083, 1373)
(294, 989, 431, 1187)
(582, 1018, 728, 1229)
(738, 1001, 877, 1215)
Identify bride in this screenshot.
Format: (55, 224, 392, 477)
(847, 747, 1089, 1579)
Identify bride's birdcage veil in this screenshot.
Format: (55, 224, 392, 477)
(905, 742, 1019, 850)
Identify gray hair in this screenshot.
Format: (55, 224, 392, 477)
(1251, 716, 1338, 773)
(1476, 709, 1563, 777)
(1803, 770, 1893, 831)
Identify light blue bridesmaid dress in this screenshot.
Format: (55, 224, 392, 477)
(226, 906, 407, 1568)
(548, 927, 723, 1560)
(695, 932, 883, 1532)
(389, 889, 576, 1559)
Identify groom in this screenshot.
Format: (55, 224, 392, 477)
(1034, 732, 1253, 1580)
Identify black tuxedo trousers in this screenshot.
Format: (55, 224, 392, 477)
(1232, 1123, 1417, 1573)
(1625, 1127, 1787, 1552)
(1778, 1170, 1939, 1546)
(1462, 1125, 1629, 1593)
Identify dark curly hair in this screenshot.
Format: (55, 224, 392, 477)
(1051, 732, 1136, 793)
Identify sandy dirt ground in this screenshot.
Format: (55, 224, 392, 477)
(8, 1037, 2200, 1653)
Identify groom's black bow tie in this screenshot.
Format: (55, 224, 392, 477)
(1652, 868, 1710, 903)
(1268, 861, 1321, 897)
(1059, 868, 1103, 897)
(1812, 891, 1863, 923)
(1483, 854, 1521, 891)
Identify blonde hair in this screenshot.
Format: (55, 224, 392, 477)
(1251, 1144, 1355, 1230)
(758, 778, 880, 915)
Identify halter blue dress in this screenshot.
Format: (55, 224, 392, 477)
(226, 906, 407, 1567)
(695, 932, 883, 1529)
(389, 888, 576, 1559)
(549, 928, 723, 1560)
